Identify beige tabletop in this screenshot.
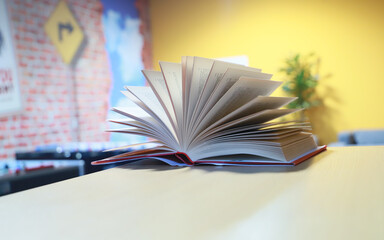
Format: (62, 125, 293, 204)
(0, 146, 383, 240)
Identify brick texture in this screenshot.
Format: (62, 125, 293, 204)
(0, 0, 152, 160)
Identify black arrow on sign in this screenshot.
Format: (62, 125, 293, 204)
(58, 22, 73, 42)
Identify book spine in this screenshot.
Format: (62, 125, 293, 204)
(175, 152, 194, 165)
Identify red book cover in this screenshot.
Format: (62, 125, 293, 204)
(92, 145, 326, 167)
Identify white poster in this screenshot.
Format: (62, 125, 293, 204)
(0, 0, 22, 116)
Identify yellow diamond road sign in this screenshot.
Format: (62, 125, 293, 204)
(44, 0, 84, 64)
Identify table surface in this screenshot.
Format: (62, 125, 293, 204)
(0, 146, 383, 240)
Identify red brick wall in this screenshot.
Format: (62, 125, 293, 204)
(0, 0, 153, 161)
(70, 0, 112, 142)
(0, 0, 112, 160)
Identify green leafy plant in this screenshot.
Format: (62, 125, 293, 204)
(280, 53, 321, 120)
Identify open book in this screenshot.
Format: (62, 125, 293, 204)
(92, 56, 326, 167)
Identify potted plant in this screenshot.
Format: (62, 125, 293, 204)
(279, 53, 321, 121)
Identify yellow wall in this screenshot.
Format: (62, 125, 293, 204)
(149, 0, 384, 144)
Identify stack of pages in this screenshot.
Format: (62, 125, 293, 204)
(92, 56, 326, 166)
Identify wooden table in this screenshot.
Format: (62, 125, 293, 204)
(0, 146, 383, 240)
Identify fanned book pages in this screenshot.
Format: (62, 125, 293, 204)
(92, 56, 326, 167)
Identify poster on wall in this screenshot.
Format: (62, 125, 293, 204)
(101, 0, 146, 143)
(0, 0, 22, 116)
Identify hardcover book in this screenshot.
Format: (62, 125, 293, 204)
(92, 56, 326, 167)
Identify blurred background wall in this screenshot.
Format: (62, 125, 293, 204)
(0, 0, 151, 160)
(0, 0, 111, 160)
(149, 0, 384, 144)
